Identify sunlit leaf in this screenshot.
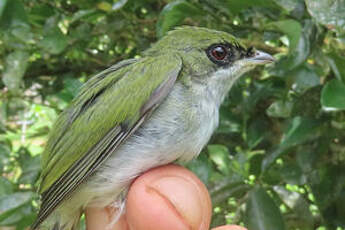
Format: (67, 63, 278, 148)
(208, 145, 231, 175)
(305, 0, 345, 32)
(266, 20, 302, 52)
(266, 100, 293, 118)
(321, 79, 345, 110)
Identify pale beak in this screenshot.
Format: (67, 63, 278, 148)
(247, 50, 276, 65)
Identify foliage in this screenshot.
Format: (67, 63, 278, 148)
(1, 0, 345, 229)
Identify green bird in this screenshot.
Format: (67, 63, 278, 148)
(32, 26, 274, 230)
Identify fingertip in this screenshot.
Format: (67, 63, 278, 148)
(126, 164, 212, 230)
(212, 225, 247, 230)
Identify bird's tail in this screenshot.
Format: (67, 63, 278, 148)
(31, 208, 82, 230)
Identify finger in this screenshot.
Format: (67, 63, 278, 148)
(85, 164, 212, 230)
(126, 164, 212, 230)
(212, 225, 247, 230)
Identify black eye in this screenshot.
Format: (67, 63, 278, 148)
(211, 46, 227, 60)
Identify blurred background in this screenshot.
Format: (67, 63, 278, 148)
(0, 0, 345, 229)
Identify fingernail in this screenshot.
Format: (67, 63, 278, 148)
(150, 175, 203, 230)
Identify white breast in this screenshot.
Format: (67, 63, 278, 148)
(75, 82, 219, 207)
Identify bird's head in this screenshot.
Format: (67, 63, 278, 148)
(145, 26, 275, 104)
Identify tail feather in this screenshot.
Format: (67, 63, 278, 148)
(31, 208, 82, 230)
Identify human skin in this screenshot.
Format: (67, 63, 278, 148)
(85, 164, 247, 230)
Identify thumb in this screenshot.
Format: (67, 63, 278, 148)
(125, 164, 212, 230)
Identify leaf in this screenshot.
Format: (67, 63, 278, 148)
(2, 51, 29, 92)
(18, 151, 40, 185)
(0, 204, 34, 227)
(0, 143, 11, 172)
(0, 192, 33, 221)
(274, 186, 314, 229)
(112, 0, 128, 11)
(0, 178, 12, 197)
(97, 2, 112, 12)
(39, 17, 68, 54)
(0, 0, 28, 29)
(321, 79, 345, 111)
(280, 117, 321, 148)
(292, 86, 322, 117)
(247, 117, 269, 149)
(310, 165, 345, 227)
(262, 117, 321, 171)
(305, 0, 345, 33)
(279, 163, 306, 185)
(266, 20, 302, 52)
(211, 181, 250, 206)
(186, 153, 212, 185)
(210, 0, 278, 15)
(289, 65, 320, 94)
(156, 0, 202, 38)
(327, 51, 345, 83)
(273, 0, 303, 12)
(245, 187, 285, 230)
(0, 0, 7, 19)
(208, 144, 231, 175)
(266, 100, 293, 118)
(63, 77, 83, 98)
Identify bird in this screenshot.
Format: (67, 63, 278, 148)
(32, 26, 275, 230)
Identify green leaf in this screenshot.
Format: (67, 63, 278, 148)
(156, 1, 202, 38)
(186, 153, 212, 185)
(208, 144, 231, 175)
(280, 117, 321, 148)
(0, 178, 12, 197)
(64, 77, 83, 98)
(266, 20, 302, 52)
(39, 17, 68, 54)
(210, 0, 278, 15)
(327, 52, 345, 83)
(289, 65, 320, 94)
(0, 0, 28, 29)
(274, 186, 314, 229)
(0, 204, 34, 227)
(266, 100, 293, 118)
(262, 117, 321, 171)
(305, 0, 345, 33)
(112, 0, 128, 11)
(0, 192, 33, 222)
(292, 86, 322, 117)
(2, 51, 29, 92)
(273, 0, 303, 12)
(211, 181, 250, 206)
(321, 79, 345, 111)
(279, 163, 306, 185)
(245, 187, 285, 230)
(0, 0, 7, 19)
(0, 143, 11, 172)
(247, 117, 268, 149)
(18, 151, 40, 185)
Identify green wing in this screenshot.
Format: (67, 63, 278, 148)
(34, 54, 182, 227)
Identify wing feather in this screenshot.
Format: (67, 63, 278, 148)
(32, 54, 182, 229)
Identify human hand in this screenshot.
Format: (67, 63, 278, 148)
(85, 164, 247, 230)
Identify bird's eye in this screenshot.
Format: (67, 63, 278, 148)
(211, 46, 227, 60)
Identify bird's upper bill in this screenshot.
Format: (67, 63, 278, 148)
(245, 50, 276, 65)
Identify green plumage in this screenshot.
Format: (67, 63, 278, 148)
(32, 26, 274, 230)
(34, 54, 182, 227)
